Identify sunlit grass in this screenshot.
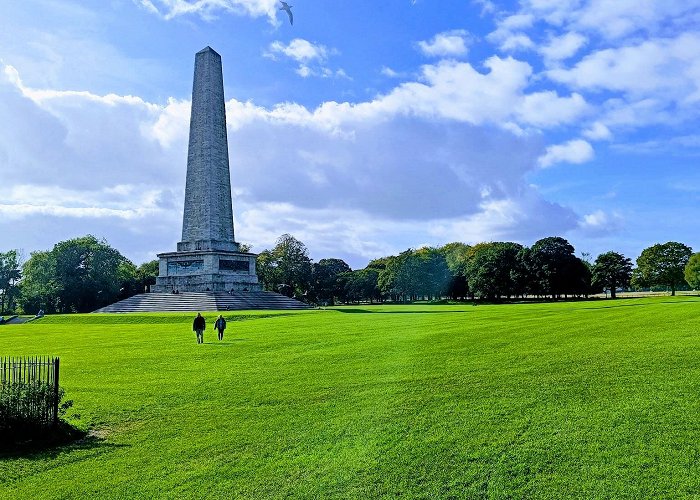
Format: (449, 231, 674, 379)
(1, 297, 700, 498)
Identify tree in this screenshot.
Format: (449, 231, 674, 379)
(466, 242, 525, 300)
(18, 251, 59, 314)
(256, 249, 278, 291)
(635, 242, 693, 296)
(525, 237, 579, 299)
(686, 253, 700, 290)
(440, 242, 471, 300)
(413, 247, 451, 300)
(259, 234, 313, 298)
(19, 236, 136, 313)
(591, 251, 633, 299)
(343, 268, 380, 303)
(0, 250, 22, 314)
(137, 260, 160, 292)
(312, 258, 352, 305)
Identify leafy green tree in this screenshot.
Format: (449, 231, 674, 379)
(440, 242, 471, 299)
(259, 234, 313, 298)
(0, 250, 22, 314)
(466, 242, 525, 300)
(591, 251, 633, 299)
(137, 260, 160, 292)
(343, 268, 380, 303)
(20, 235, 136, 313)
(634, 242, 693, 296)
(565, 257, 593, 298)
(686, 253, 700, 290)
(312, 258, 352, 305)
(255, 249, 278, 291)
(377, 255, 401, 301)
(413, 247, 451, 300)
(19, 251, 59, 314)
(525, 237, 579, 299)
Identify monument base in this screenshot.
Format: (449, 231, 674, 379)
(152, 249, 261, 293)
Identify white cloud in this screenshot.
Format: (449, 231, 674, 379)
(578, 209, 624, 236)
(539, 32, 587, 63)
(374, 57, 534, 126)
(381, 67, 402, 78)
(487, 14, 536, 52)
(473, 0, 497, 16)
(573, 0, 697, 39)
(583, 122, 612, 141)
(135, 0, 280, 24)
(417, 30, 470, 57)
(519, 0, 699, 39)
(516, 91, 589, 128)
(547, 34, 700, 99)
(268, 39, 329, 63)
(537, 139, 594, 168)
(0, 184, 167, 221)
(267, 39, 347, 79)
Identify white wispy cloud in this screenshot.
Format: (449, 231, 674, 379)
(268, 39, 329, 63)
(134, 0, 280, 23)
(578, 209, 624, 236)
(267, 39, 347, 79)
(417, 30, 470, 57)
(539, 32, 587, 63)
(538, 139, 594, 168)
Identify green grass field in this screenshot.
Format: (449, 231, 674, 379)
(1, 297, 700, 498)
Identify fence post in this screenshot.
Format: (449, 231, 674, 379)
(53, 357, 60, 426)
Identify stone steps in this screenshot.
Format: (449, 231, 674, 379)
(93, 291, 311, 313)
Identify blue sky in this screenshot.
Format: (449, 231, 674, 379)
(1, 0, 699, 268)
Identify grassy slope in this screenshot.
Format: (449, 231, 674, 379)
(1, 297, 700, 498)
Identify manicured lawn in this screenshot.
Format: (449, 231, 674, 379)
(1, 297, 700, 498)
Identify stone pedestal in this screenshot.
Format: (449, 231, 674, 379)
(153, 250, 261, 292)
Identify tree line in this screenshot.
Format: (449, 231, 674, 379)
(1, 234, 698, 314)
(258, 235, 698, 305)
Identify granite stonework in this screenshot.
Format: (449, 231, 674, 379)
(153, 47, 261, 293)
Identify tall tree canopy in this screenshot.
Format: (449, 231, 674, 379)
(525, 237, 580, 298)
(257, 234, 313, 298)
(592, 251, 633, 299)
(634, 242, 693, 296)
(467, 242, 525, 300)
(0, 250, 22, 315)
(684, 252, 700, 290)
(312, 258, 352, 305)
(440, 242, 471, 299)
(19, 235, 136, 313)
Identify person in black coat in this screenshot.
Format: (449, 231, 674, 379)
(214, 315, 227, 341)
(193, 313, 206, 344)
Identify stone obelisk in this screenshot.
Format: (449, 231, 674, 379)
(153, 47, 260, 293)
(179, 47, 236, 253)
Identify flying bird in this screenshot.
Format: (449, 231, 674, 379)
(280, 1, 293, 25)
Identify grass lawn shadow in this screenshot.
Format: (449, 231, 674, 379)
(0, 424, 129, 460)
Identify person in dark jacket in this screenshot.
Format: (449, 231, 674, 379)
(214, 315, 227, 341)
(193, 313, 206, 344)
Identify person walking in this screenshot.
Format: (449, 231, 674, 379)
(193, 313, 206, 344)
(214, 315, 227, 341)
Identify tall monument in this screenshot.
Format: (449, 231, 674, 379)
(153, 47, 260, 293)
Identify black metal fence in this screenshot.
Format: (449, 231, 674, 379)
(0, 357, 60, 431)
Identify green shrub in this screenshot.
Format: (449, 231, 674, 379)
(0, 382, 69, 442)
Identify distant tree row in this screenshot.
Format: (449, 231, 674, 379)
(256, 235, 697, 305)
(0, 235, 697, 314)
